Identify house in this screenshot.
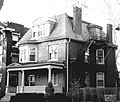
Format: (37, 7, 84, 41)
(0, 22, 29, 98)
(4, 6, 118, 95)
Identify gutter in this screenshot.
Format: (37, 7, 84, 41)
(66, 38, 71, 93)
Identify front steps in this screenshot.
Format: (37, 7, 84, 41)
(0, 93, 16, 102)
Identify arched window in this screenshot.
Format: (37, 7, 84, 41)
(96, 49, 104, 64)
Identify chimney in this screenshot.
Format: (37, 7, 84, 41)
(73, 6, 82, 35)
(107, 24, 113, 43)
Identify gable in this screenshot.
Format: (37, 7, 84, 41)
(6, 62, 22, 68)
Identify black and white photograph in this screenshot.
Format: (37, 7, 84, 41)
(0, 0, 120, 102)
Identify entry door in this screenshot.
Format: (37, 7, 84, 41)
(9, 72, 18, 93)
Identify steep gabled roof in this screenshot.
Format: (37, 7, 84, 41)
(17, 13, 87, 45)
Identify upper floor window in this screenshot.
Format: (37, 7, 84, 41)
(31, 18, 56, 40)
(29, 47, 37, 62)
(19, 46, 37, 63)
(19, 46, 28, 63)
(0, 73, 2, 82)
(48, 45, 58, 61)
(96, 72, 104, 87)
(0, 46, 3, 55)
(85, 49, 90, 63)
(96, 49, 104, 64)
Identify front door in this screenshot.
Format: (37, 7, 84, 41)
(9, 71, 18, 93)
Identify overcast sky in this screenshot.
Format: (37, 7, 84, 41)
(0, 0, 110, 28)
(0, 0, 120, 70)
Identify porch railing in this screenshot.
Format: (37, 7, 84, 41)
(17, 85, 63, 94)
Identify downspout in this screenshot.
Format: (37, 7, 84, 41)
(67, 39, 71, 93)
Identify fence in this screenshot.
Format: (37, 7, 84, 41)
(69, 87, 120, 102)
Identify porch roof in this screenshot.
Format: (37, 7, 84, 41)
(6, 61, 65, 71)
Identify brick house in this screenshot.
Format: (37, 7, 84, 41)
(0, 22, 29, 98)
(5, 6, 118, 94)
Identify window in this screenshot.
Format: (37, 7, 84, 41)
(96, 49, 104, 64)
(29, 47, 37, 61)
(0, 74, 2, 82)
(52, 71, 59, 86)
(0, 46, 3, 55)
(96, 72, 104, 87)
(19, 46, 28, 63)
(0, 55, 2, 66)
(85, 49, 90, 63)
(32, 22, 50, 39)
(49, 45, 58, 61)
(20, 48, 27, 62)
(29, 75, 35, 86)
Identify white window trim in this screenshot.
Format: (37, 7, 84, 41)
(28, 47, 37, 62)
(96, 49, 104, 64)
(48, 45, 58, 61)
(31, 22, 50, 39)
(0, 73, 2, 82)
(29, 75, 35, 86)
(19, 46, 28, 63)
(85, 49, 90, 63)
(52, 72, 59, 86)
(96, 72, 104, 88)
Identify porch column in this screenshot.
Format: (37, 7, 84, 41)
(17, 71, 22, 93)
(48, 67, 52, 82)
(21, 70, 24, 93)
(5, 71, 10, 93)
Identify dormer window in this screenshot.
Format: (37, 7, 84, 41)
(31, 18, 56, 40)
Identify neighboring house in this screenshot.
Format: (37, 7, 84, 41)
(5, 6, 118, 94)
(0, 22, 29, 98)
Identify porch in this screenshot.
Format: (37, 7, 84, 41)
(5, 64, 64, 94)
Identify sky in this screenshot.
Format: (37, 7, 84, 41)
(0, 0, 109, 28)
(0, 0, 120, 70)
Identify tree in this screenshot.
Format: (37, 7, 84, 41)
(0, 0, 4, 10)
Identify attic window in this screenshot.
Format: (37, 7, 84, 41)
(31, 18, 56, 39)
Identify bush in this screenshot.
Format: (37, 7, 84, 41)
(44, 81, 54, 102)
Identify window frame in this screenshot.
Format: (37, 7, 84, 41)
(52, 71, 59, 86)
(96, 72, 104, 88)
(96, 49, 104, 64)
(29, 75, 35, 86)
(29, 47, 37, 62)
(32, 22, 50, 39)
(48, 44, 58, 61)
(84, 49, 90, 63)
(0, 73, 2, 82)
(19, 46, 28, 63)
